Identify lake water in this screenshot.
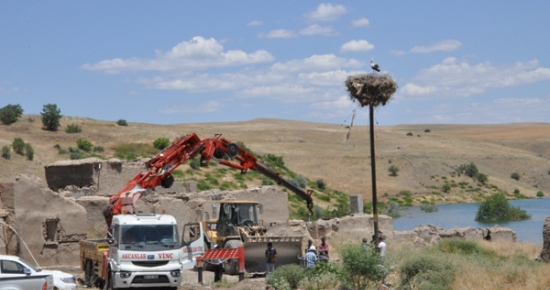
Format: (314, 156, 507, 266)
(392, 198, 550, 244)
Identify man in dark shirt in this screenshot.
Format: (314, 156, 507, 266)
(265, 242, 277, 276)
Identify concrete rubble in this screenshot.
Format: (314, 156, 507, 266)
(0, 158, 519, 268)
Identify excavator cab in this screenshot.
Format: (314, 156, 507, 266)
(215, 201, 302, 274)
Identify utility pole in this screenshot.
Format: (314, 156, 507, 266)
(369, 104, 379, 244)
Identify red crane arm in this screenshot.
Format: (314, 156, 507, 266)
(103, 133, 314, 227)
(103, 133, 204, 227)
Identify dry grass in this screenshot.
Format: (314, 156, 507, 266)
(1, 116, 550, 207)
(380, 239, 549, 290)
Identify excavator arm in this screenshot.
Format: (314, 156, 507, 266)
(104, 133, 314, 227)
(202, 136, 314, 215)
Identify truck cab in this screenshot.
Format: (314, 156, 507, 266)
(105, 213, 183, 288)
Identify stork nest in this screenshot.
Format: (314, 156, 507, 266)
(345, 73, 397, 107)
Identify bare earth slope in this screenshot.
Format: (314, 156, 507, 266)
(1, 116, 549, 204)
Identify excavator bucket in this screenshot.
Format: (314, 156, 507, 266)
(242, 236, 303, 274)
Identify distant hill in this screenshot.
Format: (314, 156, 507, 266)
(1, 115, 549, 207)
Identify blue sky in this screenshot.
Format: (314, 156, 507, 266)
(1, 1, 549, 126)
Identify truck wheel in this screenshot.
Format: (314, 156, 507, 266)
(102, 270, 114, 290)
(84, 259, 94, 287)
(223, 240, 244, 275)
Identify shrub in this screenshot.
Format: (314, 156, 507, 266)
(424, 129, 431, 133)
(76, 139, 93, 152)
(40, 103, 62, 131)
(338, 243, 386, 290)
(475, 193, 531, 222)
(266, 275, 291, 290)
(27, 117, 34, 123)
(420, 203, 438, 213)
(65, 123, 82, 133)
(316, 178, 326, 190)
(24, 143, 34, 160)
(537, 191, 544, 198)
(442, 183, 451, 193)
(388, 165, 399, 176)
(266, 264, 306, 289)
(0, 104, 23, 125)
(153, 137, 171, 150)
(385, 201, 401, 218)
(116, 119, 128, 126)
(12, 138, 25, 155)
(511, 172, 520, 181)
(399, 254, 455, 290)
(190, 156, 201, 170)
(93, 146, 104, 152)
(406, 132, 413, 136)
(70, 150, 86, 160)
(475, 172, 488, 184)
(1, 145, 10, 159)
(293, 174, 307, 189)
(113, 143, 158, 160)
(262, 179, 274, 186)
(457, 162, 478, 177)
(437, 238, 495, 257)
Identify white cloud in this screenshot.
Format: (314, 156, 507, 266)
(304, 3, 347, 22)
(247, 20, 263, 26)
(81, 36, 274, 73)
(299, 25, 338, 36)
(259, 29, 297, 38)
(352, 17, 370, 27)
(400, 58, 550, 98)
(401, 83, 438, 96)
(160, 100, 224, 114)
(270, 54, 364, 72)
(391, 50, 406, 57)
(410, 40, 462, 54)
(0, 86, 19, 94)
(340, 40, 374, 53)
(311, 95, 354, 109)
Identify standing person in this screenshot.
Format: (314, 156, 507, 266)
(378, 236, 387, 261)
(318, 237, 329, 262)
(305, 246, 318, 268)
(305, 239, 313, 255)
(212, 245, 224, 282)
(361, 237, 370, 251)
(265, 242, 277, 276)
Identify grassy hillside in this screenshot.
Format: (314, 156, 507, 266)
(1, 115, 549, 211)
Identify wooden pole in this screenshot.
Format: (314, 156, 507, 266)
(369, 104, 379, 244)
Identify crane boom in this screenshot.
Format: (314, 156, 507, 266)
(103, 133, 314, 227)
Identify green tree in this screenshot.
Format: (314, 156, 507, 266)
(475, 193, 530, 222)
(511, 172, 520, 181)
(153, 137, 171, 150)
(388, 165, 399, 176)
(41, 103, 62, 131)
(442, 183, 451, 193)
(338, 243, 386, 290)
(537, 191, 544, 198)
(0, 104, 23, 125)
(385, 201, 401, 218)
(12, 138, 25, 155)
(116, 119, 128, 126)
(424, 128, 431, 133)
(24, 143, 34, 160)
(1, 145, 10, 159)
(406, 132, 413, 136)
(76, 139, 93, 152)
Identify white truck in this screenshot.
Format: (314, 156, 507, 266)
(80, 213, 204, 289)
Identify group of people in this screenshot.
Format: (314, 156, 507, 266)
(265, 235, 389, 286)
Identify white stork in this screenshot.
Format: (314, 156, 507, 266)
(370, 59, 380, 72)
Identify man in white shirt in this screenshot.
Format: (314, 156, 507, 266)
(378, 236, 387, 259)
(305, 246, 318, 268)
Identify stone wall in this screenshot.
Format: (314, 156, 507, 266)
(12, 175, 88, 266)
